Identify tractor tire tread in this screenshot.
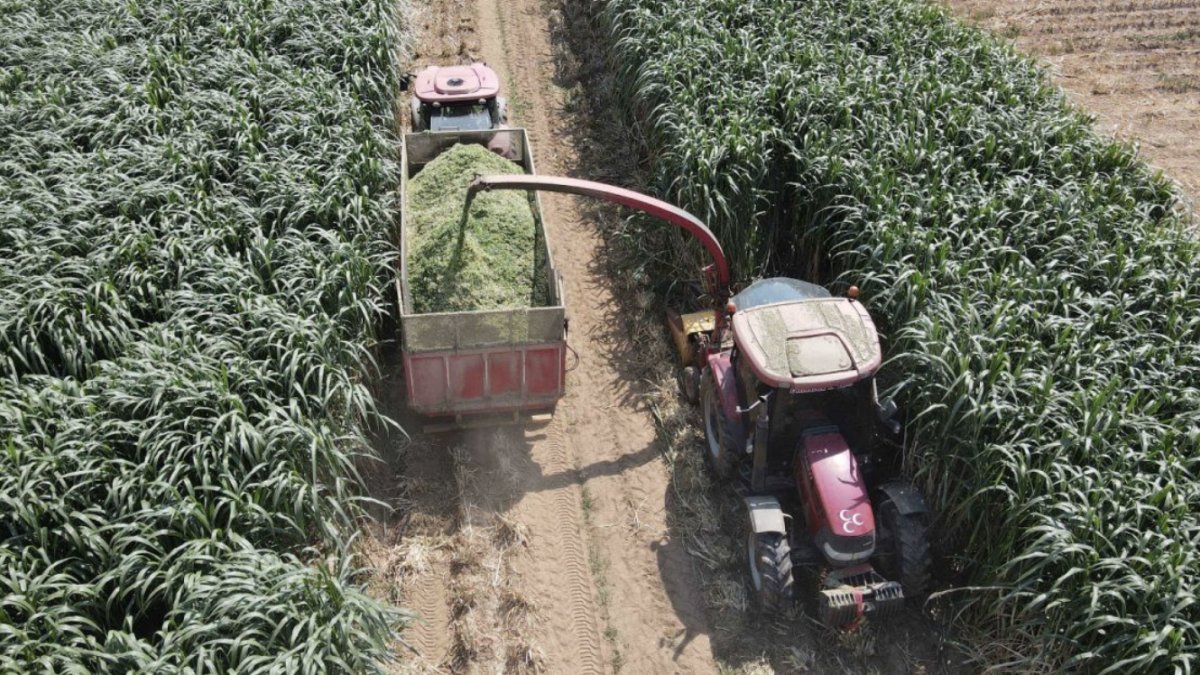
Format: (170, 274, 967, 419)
(409, 98, 425, 132)
(753, 533, 794, 612)
(883, 498, 932, 600)
(714, 416, 739, 478)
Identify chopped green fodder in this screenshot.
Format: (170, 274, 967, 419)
(407, 144, 547, 313)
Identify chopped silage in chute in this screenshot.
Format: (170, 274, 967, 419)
(406, 143, 547, 313)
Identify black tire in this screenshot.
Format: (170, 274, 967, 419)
(747, 531, 794, 612)
(409, 98, 425, 132)
(699, 371, 738, 479)
(676, 365, 699, 404)
(494, 96, 509, 126)
(873, 493, 932, 600)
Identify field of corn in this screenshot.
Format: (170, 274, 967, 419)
(592, 0, 1200, 671)
(0, 0, 409, 671)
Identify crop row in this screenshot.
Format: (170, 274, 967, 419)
(594, 0, 1199, 671)
(0, 0, 407, 671)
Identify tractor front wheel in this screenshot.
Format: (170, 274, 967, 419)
(873, 492, 932, 600)
(676, 365, 699, 404)
(747, 530, 794, 612)
(700, 371, 737, 479)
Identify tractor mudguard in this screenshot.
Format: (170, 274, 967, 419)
(706, 351, 741, 422)
(745, 495, 786, 534)
(876, 481, 929, 516)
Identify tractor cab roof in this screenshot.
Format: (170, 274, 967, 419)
(730, 278, 882, 393)
(413, 64, 501, 103)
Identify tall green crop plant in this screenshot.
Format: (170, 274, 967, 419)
(0, 0, 411, 671)
(593, 0, 1200, 670)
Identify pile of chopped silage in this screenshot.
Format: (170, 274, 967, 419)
(407, 143, 547, 313)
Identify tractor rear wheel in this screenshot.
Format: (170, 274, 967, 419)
(747, 530, 794, 612)
(495, 96, 509, 126)
(409, 98, 425, 132)
(873, 493, 932, 600)
(700, 371, 737, 479)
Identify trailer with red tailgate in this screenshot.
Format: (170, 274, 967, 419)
(396, 127, 566, 427)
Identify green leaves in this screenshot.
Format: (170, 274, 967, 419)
(0, 0, 409, 671)
(597, 0, 1200, 670)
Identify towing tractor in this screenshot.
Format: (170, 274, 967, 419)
(405, 63, 508, 133)
(457, 174, 931, 626)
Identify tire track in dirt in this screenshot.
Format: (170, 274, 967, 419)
(455, 419, 605, 674)
(470, 0, 611, 670)
(403, 552, 450, 666)
(543, 419, 605, 672)
(469, 0, 718, 672)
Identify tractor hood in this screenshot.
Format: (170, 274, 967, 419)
(413, 64, 501, 103)
(731, 297, 881, 393)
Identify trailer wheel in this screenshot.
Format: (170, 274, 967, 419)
(874, 493, 932, 600)
(747, 530, 794, 612)
(700, 371, 737, 479)
(409, 98, 425, 132)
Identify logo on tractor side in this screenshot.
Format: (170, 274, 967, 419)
(839, 509, 865, 534)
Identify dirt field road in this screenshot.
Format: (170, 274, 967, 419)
(945, 0, 1200, 202)
(368, 0, 716, 672)
(472, 0, 721, 671)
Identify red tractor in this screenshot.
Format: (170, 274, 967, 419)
(669, 277, 932, 624)
(460, 175, 931, 626)
(406, 63, 508, 133)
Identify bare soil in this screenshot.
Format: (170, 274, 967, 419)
(366, 0, 714, 671)
(945, 0, 1200, 204)
(361, 0, 972, 672)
